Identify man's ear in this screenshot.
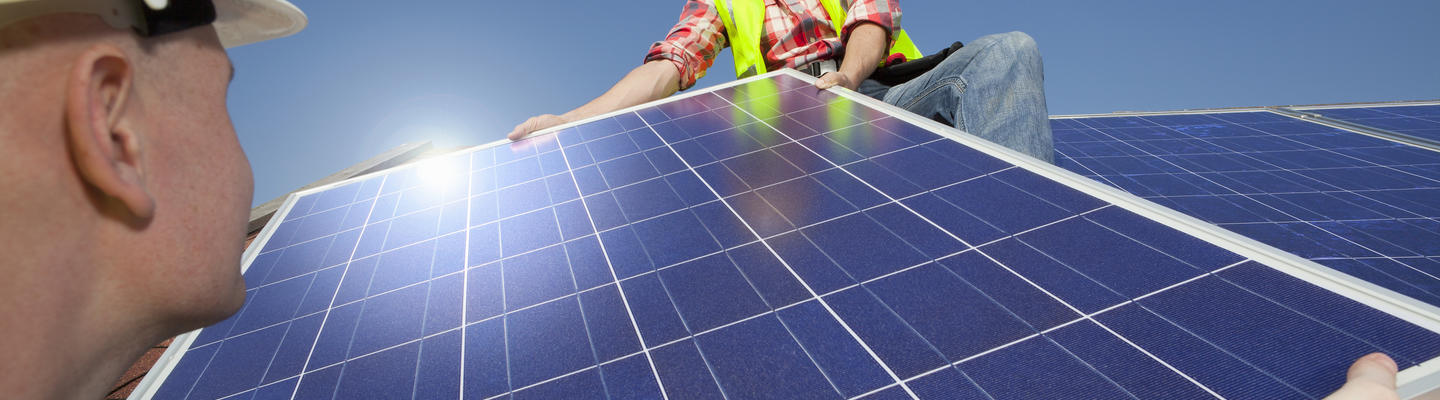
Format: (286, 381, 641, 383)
(64, 44, 155, 220)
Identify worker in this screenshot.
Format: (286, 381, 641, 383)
(506, 0, 1054, 162)
(0, 0, 305, 397)
(501, 1, 1405, 399)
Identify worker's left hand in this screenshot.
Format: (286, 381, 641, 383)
(815, 71, 860, 91)
(508, 114, 569, 141)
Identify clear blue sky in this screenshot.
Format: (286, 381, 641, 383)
(227, 0, 1440, 206)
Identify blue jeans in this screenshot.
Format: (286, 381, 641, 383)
(858, 31, 1054, 163)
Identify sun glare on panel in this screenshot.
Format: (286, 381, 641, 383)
(415, 157, 460, 187)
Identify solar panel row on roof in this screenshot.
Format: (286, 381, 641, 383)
(1052, 110, 1440, 309)
(1302, 104, 1440, 145)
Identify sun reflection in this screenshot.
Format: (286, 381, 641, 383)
(415, 157, 461, 188)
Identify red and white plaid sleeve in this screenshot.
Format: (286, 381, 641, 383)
(840, 0, 901, 49)
(645, 0, 728, 91)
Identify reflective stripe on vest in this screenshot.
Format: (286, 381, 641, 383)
(715, 0, 923, 79)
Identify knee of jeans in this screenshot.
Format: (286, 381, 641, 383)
(992, 31, 1040, 63)
(970, 31, 1040, 67)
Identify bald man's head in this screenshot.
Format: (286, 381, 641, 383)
(0, 13, 252, 399)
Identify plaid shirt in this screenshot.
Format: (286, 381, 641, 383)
(646, 0, 902, 90)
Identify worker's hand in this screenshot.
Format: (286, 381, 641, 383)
(1324, 353, 1400, 400)
(507, 114, 569, 141)
(815, 71, 860, 91)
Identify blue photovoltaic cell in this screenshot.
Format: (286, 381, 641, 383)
(145, 73, 1440, 399)
(1307, 104, 1440, 143)
(1051, 111, 1440, 307)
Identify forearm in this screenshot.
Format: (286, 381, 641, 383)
(836, 22, 888, 84)
(561, 61, 681, 122)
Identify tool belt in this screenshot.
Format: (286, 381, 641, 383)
(797, 41, 963, 86)
(797, 59, 839, 78)
(868, 41, 964, 86)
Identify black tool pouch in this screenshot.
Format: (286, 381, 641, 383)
(867, 41, 964, 86)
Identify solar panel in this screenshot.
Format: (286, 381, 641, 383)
(135, 71, 1440, 399)
(1296, 103, 1440, 145)
(1051, 111, 1440, 308)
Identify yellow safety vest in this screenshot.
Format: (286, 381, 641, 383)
(714, 0, 923, 78)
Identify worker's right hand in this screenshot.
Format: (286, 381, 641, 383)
(507, 114, 569, 141)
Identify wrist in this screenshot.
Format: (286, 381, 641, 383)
(554, 112, 579, 124)
(835, 65, 868, 87)
(843, 69, 867, 85)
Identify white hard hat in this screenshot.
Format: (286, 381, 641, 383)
(0, 0, 307, 48)
(211, 0, 307, 48)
